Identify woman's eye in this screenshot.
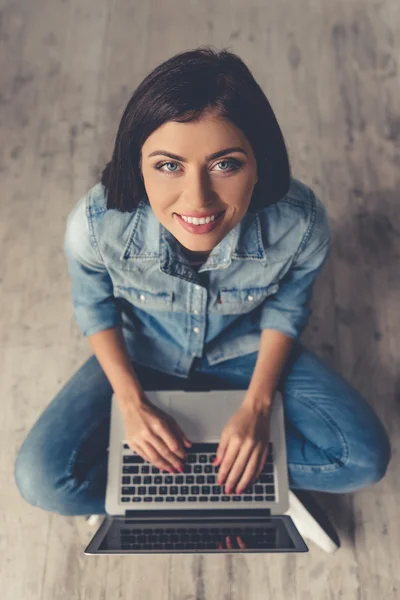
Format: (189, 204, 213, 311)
(154, 158, 242, 174)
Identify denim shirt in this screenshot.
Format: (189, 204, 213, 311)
(63, 178, 331, 378)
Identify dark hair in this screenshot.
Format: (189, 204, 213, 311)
(101, 46, 291, 213)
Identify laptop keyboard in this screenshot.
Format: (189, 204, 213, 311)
(120, 442, 275, 504)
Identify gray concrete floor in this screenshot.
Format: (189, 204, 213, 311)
(1, 0, 399, 598)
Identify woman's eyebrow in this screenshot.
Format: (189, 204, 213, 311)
(147, 147, 248, 162)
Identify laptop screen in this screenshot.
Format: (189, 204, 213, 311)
(85, 516, 308, 554)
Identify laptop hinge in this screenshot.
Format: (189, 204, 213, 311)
(124, 508, 271, 520)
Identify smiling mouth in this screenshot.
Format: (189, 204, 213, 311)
(174, 211, 225, 225)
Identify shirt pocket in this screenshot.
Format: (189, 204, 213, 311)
(217, 282, 279, 315)
(114, 285, 174, 311)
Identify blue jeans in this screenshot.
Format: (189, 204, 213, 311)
(14, 341, 391, 516)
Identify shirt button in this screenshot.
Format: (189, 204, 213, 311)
(247, 295, 254, 301)
(194, 310, 199, 315)
(192, 352, 196, 357)
(193, 327, 200, 333)
(139, 294, 146, 301)
(195, 285, 201, 290)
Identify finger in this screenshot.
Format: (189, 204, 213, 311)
(226, 536, 233, 550)
(156, 422, 187, 460)
(254, 446, 269, 481)
(233, 448, 260, 493)
(237, 536, 247, 549)
(141, 440, 180, 473)
(152, 427, 186, 469)
(213, 437, 228, 466)
(224, 443, 255, 492)
(217, 443, 241, 486)
(130, 443, 152, 464)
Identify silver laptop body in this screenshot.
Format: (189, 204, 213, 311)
(85, 389, 308, 554)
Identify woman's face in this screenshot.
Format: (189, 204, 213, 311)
(140, 111, 258, 258)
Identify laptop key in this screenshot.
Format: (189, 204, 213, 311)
(265, 485, 275, 494)
(132, 497, 142, 502)
(165, 476, 173, 484)
(210, 496, 220, 502)
(155, 497, 164, 502)
(232, 496, 242, 501)
(207, 475, 215, 483)
(141, 466, 150, 474)
(123, 466, 139, 474)
(175, 475, 184, 484)
(194, 465, 202, 473)
(212, 485, 221, 494)
(170, 486, 179, 495)
(183, 465, 192, 473)
(180, 486, 189, 495)
(199, 497, 209, 502)
(221, 496, 230, 501)
(138, 487, 146, 494)
(166, 497, 175, 502)
(186, 476, 194, 484)
(190, 486, 200, 494)
(255, 485, 263, 493)
(255, 495, 264, 501)
(149, 486, 157, 495)
(143, 476, 152, 484)
(201, 486, 210, 495)
(123, 455, 142, 464)
(265, 496, 275, 501)
(188, 455, 196, 463)
(144, 497, 153, 502)
(155, 476, 162, 484)
(188, 497, 197, 502)
(177, 497, 186, 502)
(160, 486, 168, 495)
(199, 455, 207, 463)
(243, 496, 253, 501)
(121, 497, 130, 502)
(196, 475, 205, 484)
(122, 486, 136, 494)
(122, 476, 131, 484)
(133, 476, 141, 484)
(204, 465, 212, 473)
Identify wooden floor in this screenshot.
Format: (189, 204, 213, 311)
(1, 0, 399, 598)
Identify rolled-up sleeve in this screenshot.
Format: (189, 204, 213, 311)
(259, 190, 331, 339)
(63, 194, 121, 337)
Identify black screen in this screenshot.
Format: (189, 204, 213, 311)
(94, 516, 301, 553)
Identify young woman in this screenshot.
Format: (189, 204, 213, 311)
(14, 47, 390, 522)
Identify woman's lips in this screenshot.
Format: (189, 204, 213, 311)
(174, 211, 225, 234)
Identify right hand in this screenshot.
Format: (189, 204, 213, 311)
(122, 397, 192, 473)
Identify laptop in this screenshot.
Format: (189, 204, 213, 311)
(85, 389, 308, 554)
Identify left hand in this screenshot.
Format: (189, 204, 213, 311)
(213, 401, 271, 494)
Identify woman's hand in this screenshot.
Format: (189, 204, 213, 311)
(122, 398, 192, 473)
(213, 401, 271, 494)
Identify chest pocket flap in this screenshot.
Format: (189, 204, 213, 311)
(114, 285, 174, 310)
(218, 283, 279, 313)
